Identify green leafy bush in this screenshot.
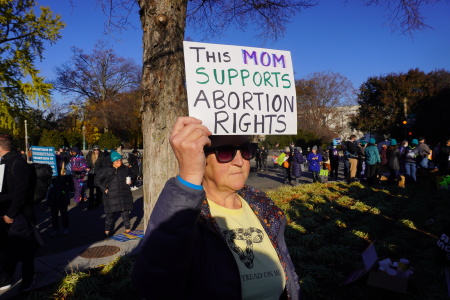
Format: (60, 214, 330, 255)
(64, 131, 82, 148)
(97, 132, 120, 150)
(38, 129, 64, 149)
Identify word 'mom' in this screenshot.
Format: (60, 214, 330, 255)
(242, 49, 287, 68)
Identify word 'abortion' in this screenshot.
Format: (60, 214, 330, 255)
(194, 90, 294, 113)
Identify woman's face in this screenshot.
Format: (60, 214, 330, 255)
(203, 136, 251, 193)
(112, 159, 123, 168)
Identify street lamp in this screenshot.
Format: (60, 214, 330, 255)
(82, 125, 86, 151)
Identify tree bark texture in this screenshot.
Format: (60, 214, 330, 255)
(139, 0, 188, 230)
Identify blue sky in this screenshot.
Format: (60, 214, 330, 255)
(37, 1, 450, 102)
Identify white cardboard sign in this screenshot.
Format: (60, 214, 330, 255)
(183, 41, 297, 135)
(0, 164, 4, 192)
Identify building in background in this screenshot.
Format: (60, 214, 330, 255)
(326, 105, 364, 141)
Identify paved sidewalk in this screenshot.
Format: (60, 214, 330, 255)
(0, 184, 145, 299)
(0, 159, 327, 299)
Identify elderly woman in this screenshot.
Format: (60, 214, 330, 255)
(132, 117, 300, 300)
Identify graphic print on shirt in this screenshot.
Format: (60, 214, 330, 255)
(221, 227, 264, 269)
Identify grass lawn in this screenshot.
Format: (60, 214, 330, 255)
(20, 176, 450, 299)
(267, 179, 449, 299)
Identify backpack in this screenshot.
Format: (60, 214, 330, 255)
(405, 147, 418, 159)
(319, 169, 329, 183)
(31, 163, 53, 203)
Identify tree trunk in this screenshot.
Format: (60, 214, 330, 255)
(139, 0, 188, 230)
(103, 113, 109, 133)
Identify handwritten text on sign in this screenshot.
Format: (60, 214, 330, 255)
(184, 41, 297, 135)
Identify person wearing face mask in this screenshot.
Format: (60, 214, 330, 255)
(132, 117, 300, 300)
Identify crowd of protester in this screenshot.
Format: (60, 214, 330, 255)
(340, 135, 450, 187)
(258, 135, 450, 187)
(0, 137, 143, 292)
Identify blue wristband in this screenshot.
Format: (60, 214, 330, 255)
(176, 175, 203, 190)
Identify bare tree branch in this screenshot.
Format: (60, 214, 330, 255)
(359, 0, 445, 36)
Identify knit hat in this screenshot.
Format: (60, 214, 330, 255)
(411, 138, 419, 146)
(390, 139, 397, 146)
(369, 138, 376, 144)
(360, 140, 366, 145)
(93, 145, 100, 150)
(285, 147, 290, 153)
(71, 147, 80, 154)
(312, 145, 318, 151)
(110, 151, 122, 162)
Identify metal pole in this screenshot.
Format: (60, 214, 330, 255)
(82, 125, 86, 151)
(24, 120, 29, 163)
(403, 97, 408, 119)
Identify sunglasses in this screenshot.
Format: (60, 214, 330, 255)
(204, 143, 257, 163)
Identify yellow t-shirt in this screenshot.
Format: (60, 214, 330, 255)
(208, 197, 286, 300)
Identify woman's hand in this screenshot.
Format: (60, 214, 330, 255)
(3, 215, 13, 224)
(170, 117, 212, 185)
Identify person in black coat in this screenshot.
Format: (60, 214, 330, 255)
(329, 145, 340, 181)
(291, 147, 305, 185)
(0, 134, 39, 292)
(94, 151, 134, 237)
(127, 149, 140, 190)
(345, 135, 358, 183)
(260, 146, 269, 171)
(47, 155, 72, 236)
(387, 139, 401, 185)
(254, 147, 262, 170)
(85, 145, 107, 208)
